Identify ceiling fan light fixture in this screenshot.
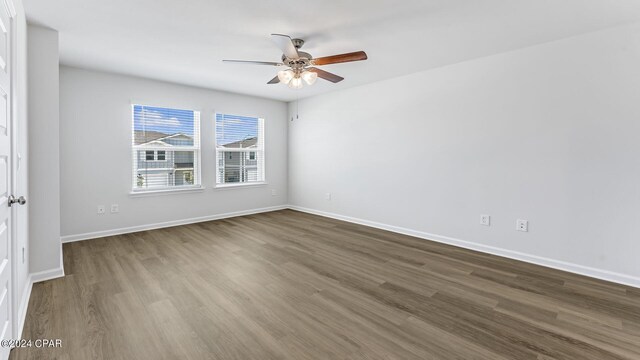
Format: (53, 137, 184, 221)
(301, 70, 318, 85)
(277, 69, 294, 84)
(288, 76, 303, 89)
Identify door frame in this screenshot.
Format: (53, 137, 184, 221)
(4, 0, 21, 342)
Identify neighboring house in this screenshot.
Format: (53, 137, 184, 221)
(134, 130, 195, 188)
(217, 136, 258, 183)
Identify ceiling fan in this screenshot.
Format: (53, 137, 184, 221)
(223, 34, 368, 89)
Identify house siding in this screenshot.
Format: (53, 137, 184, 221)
(134, 133, 196, 189)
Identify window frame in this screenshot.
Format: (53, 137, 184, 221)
(131, 104, 203, 193)
(214, 114, 266, 188)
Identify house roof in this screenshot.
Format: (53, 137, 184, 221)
(221, 137, 257, 148)
(134, 130, 168, 145)
(134, 130, 193, 145)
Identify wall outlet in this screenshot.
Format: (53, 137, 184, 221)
(517, 219, 528, 232)
(480, 214, 490, 226)
(97, 205, 106, 214)
(325, 192, 332, 201)
(271, 189, 277, 196)
(110, 204, 119, 213)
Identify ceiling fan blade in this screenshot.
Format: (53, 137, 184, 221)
(271, 34, 299, 59)
(311, 51, 368, 66)
(267, 76, 280, 84)
(223, 60, 283, 66)
(308, 67, 344, 83)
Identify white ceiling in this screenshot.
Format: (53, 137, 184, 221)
(24, 0, 640, 102)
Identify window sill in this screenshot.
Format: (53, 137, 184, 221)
(213, 182, 268, 190)
(129, 186, 206, 197)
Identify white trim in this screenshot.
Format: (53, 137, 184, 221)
(214, 182, 267, 190)
(288, 205, 640, 289)
(60, 205, 288, 243)
(30, 266, 65, 284)
(3, 0, 15, 18)
(131, 102, 202, 114)
(130, 185, 206, 197)
(60, 243, 65, 279)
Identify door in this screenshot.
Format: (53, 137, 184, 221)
(0, 1, 12, 358)
(9, 0, 26, 347)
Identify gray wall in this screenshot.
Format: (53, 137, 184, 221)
(59, 66, 288, 238)
(27, 25, 62, 275)
(288, 22, 640, 287)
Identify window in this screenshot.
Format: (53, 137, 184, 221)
(144, 150, 167, 161)
(215, 114, 264, 185)
(132, 105, 201, 191)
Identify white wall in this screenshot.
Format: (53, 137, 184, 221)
(27, 25, 62, 275)
(59, 67, 288, 239)
(289, 22, 640, 286)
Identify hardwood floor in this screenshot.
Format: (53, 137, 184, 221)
(11, 209, 640, 360)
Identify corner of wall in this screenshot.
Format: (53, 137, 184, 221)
(27, 23, 62, 276)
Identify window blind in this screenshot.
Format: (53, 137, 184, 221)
(215, 114, 265, 185)
(132, 105, 201, 191)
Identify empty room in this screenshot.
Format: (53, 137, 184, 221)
(0, 0, 639, 359)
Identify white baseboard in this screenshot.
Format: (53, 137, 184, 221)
(60, 205, 289, 243)
(288, 205, 640, 289)
(30, 267, 65, 283)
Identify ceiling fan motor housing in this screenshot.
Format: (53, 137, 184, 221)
(282, 51, 312, 70)
(291, 38, 305, 49)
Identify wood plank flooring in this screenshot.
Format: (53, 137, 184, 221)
(11, 209, 640, 359)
